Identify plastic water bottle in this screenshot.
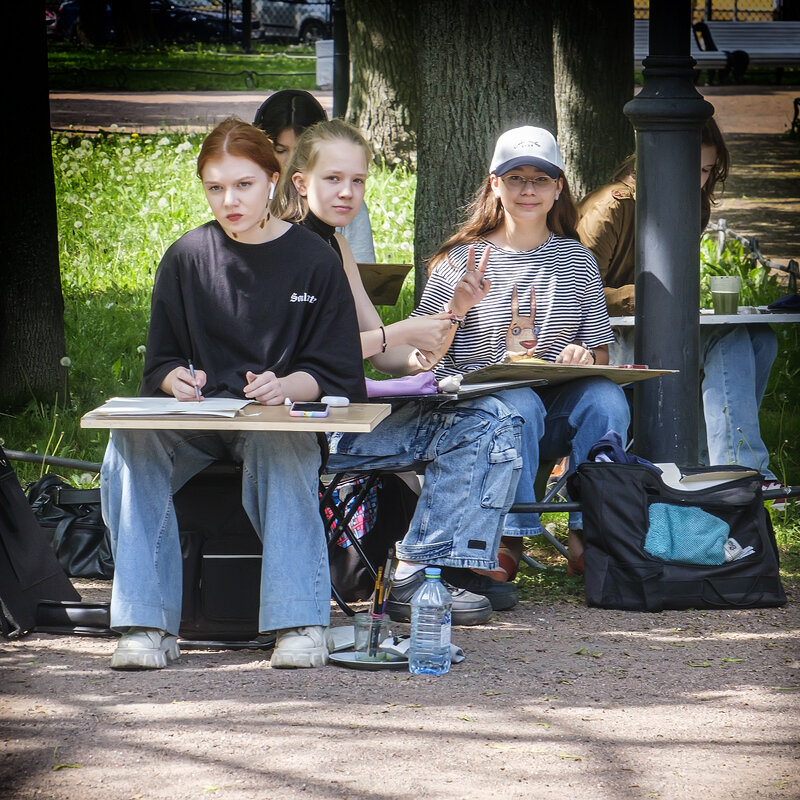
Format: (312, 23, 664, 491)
(409, 567, 452, 675)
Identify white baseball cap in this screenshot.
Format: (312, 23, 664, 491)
(490, 126, 565, 179)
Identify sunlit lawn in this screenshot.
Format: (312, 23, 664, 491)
(47, 41, 318, 92)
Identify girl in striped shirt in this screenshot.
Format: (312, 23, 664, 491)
(414, 126, 631, 581)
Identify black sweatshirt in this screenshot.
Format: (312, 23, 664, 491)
(141, 221, 366, 402)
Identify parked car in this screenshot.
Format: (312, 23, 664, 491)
(151, 0, 260, 42)
(55, 0, 259, 43)
(253, 0, 331, 44)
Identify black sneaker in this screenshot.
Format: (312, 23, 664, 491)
(439, 567, 519, 611)
(384, 568, 492, 626)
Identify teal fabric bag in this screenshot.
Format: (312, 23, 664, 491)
(644, 503, 729, 564)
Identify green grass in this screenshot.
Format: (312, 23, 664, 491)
(51, 43, 799, 94)
(48, 41, 317, 91)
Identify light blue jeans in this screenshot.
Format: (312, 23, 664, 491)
(326, 395, 523, 569)
(499, 377, 631, 536)
(613, 324, 777, 479)
(700, 324, 778, 480)
(100, 428, 329, 636)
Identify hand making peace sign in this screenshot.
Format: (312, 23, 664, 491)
(450, 245, 492, 318)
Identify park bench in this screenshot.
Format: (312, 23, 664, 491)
(693, 21, 800, 83)
(633, 19, 728, 73)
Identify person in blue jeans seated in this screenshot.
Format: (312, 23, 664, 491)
(253, 89, 377, 263)
(273, 118, 525, 624)
(412, 126, 631, 579)
(100, 117, 367, 671)
(577, 117, 784, 507)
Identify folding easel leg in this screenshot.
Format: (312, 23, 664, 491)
(520, 459, 571, 569)
(320, 472, 384, 615)
(330, 583, 355, 617)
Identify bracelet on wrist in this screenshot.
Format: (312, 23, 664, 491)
(581, 343, 597, 364)
(379, 325, 387, 353)
(444, 304, 466, 328)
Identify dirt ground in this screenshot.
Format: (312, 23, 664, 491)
(1, 86, 796, 800)
(2, 578, 798, 800)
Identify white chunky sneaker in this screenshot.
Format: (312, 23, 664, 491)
(110, 627, 180, 670)
(270, 626, 333, 669)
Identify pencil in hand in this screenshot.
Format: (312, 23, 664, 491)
(188, 361, 201, 401)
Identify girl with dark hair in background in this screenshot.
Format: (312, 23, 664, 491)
(254, 89, 377, 262)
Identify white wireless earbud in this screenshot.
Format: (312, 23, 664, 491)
(269, 181, 276, 200)
(555, 192, 560, 200)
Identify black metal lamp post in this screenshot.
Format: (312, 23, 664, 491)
(332, 0, 349, 118)
(624, 0, 714, 465)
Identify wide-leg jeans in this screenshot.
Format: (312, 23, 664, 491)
(700, 324, 778, 480)
(101, 428, 329, 636)
(326, 395, 523, 569)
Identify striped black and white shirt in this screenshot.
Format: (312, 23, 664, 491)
(413, 234, 615, 378)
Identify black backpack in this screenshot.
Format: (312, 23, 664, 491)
(0, 446, 80, 638)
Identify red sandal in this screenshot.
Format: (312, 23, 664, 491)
(566, 552, 584, 577)
(472, 541, 521, 582)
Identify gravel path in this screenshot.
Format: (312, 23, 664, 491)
(2, 580, 798, 800)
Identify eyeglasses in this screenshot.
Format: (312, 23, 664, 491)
(500, 175, 557, 192)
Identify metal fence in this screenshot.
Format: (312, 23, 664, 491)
(706, 219, 799, 293)
(635, 0, 778, 21)
(250, 0, 332, 43)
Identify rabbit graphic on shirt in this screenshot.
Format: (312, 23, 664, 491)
(503, 284, 541, 362)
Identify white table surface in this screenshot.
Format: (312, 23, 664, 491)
(610, 307, 800, 327)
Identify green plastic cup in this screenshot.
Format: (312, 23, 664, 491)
(709, 276, 741, 315)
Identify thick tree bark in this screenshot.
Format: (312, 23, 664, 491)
(345, 0, 418, 165)
(553, 0, 635, 200)
(1, 5, 67, 410)
(414, 0, 556, 300)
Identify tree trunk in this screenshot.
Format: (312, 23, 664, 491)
(553, 0, 635, 200)
(345, 0, 418, 165)
(414, 0, 556, 301)
(1, 5, 68, 410)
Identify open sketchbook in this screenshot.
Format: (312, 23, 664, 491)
(462, 361, 677, 387)
(90, 397, 253, 418)
(656, 463, 760, 492)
